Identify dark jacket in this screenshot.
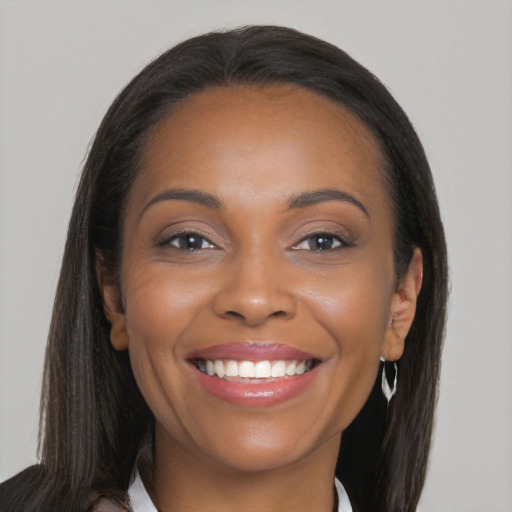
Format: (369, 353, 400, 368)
(0, 465, 105, 512)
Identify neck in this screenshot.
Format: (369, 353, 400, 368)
(150, 424, 341, 512)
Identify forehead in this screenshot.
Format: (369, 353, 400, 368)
(132, 84, 389, 217)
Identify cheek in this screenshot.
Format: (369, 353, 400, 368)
(123, 261, 210, 340)
(120, 268, 214, 444)
(298, 264, 392, 426)
(120, 264, 205, 394)
(303, 264, 393, 346)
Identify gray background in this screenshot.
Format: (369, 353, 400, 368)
(1, 2, 511, 510)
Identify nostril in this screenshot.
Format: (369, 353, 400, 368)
(223, 309, 289, 323)
(226, 311, 245, 320)
(213, 286, 297, 324)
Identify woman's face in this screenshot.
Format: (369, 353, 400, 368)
(105, 84, 414, 474)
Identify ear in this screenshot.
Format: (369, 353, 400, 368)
(381, 248, 423, 362)
(96, 257, 129, 351)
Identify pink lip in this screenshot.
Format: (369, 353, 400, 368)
(192, 364, 321, 407)
(187, 342, 322, 407)
(188, 342, 317, 361)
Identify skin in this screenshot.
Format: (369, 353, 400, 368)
(102, 84, 422, 512)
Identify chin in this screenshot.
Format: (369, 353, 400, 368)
(206, 442, 311, 474)
(191, 419, 336, 475)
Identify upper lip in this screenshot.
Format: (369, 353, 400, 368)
(187, 342, 319, 361)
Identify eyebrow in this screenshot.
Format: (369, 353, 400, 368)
(140, 188, 223, 218)
(139, 187, 369, 220)
(287, 189, 369, 218)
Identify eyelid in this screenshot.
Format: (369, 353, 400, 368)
(291, 231, 352, 251)
(155, 229, 217, 250)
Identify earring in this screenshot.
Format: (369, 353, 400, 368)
(380, 357, 398, 403)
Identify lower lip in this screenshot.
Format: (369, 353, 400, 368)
(192, 364, 320, 407)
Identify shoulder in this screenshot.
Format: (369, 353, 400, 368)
(0, 465, 95, 512)
(0, 465, 47, 511)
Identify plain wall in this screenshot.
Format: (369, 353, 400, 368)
(1, 2, 511, 510)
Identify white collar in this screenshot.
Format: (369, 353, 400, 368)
(127, 472, 155, 512)
(335, 476, 353, 512)
(128, 471, 352, 512)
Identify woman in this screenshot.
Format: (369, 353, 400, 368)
(0, 26, 447, 512)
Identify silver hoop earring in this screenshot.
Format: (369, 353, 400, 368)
(380, 357, 398, 403)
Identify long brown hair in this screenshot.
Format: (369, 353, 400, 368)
(22, 26, 446, 511)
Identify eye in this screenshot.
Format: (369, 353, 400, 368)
(293, 232, 348, 251)
(160, 231, 215, 251)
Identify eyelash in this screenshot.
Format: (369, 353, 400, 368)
(292, 232, 352, 252)
(156, 230, 351, 253)
(156, 230, 216, 251)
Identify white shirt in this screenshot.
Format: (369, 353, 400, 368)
(128, 472, 353, 512)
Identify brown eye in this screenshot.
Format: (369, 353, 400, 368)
(165, 232, 215, 251)
(293, 233, 347, 251)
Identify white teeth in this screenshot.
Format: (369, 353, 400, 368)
(225, 360, 238, 377)
(197, 358, 315, 379)
(239, 360, 255, 378)
(270, 360, 287, 377)
(254, 361, 271, 378)
(213, 360, 225, 378)
(286, 361, 297, 376)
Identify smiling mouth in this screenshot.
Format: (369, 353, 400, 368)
(191, 358, 320, 379)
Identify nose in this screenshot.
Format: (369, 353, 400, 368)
(212, 253, 297, 326)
